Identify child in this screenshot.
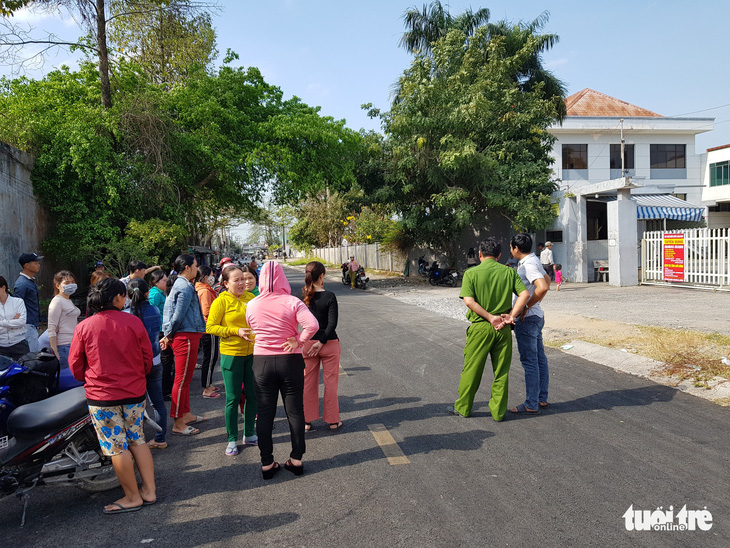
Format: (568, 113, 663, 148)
(554, 264, 563, 291)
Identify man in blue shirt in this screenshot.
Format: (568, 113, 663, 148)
(14, 252, 43, 353)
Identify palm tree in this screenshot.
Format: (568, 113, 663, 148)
(399, 1, 490, 54)
(398, 5, 566, 117)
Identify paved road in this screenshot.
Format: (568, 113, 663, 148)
(3, 266, 728, 547)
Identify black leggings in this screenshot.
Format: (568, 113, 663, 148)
(199, 333, 219, 389)
(159, 334, 175, 397)
(253, 353, 306, 466)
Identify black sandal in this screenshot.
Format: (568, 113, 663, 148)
(329, 421, 343, 431)
(304, 422, 313, 432)
(284, 459, 304, 476)
(262, 462, 280, 480)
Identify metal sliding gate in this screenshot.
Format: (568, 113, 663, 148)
(641, 228, 730, 290)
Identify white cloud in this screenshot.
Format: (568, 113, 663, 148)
(545, 58, 569, 69)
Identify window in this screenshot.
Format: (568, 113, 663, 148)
(546, 230, 563, 243)
(562, 144, 587, 170)
(610, 144, 634, 170)
(650, 144, 686, 169)
(710, 161, 730, 187)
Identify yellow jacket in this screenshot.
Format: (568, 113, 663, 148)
(206, 290, 256, 356)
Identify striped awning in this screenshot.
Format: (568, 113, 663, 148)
(590, 194, 704, 221)
(632, 194, 704, 222)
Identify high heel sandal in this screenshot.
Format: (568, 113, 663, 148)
(284, 459, 304, 476)
(262, 462, 280, 480)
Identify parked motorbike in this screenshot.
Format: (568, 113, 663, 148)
(428, 264, 459, 286)
(341, 263, 370, 290)
(417, 256, 434, 277)
(0, 386, 119, 525)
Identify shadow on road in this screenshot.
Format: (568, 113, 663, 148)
(546, 384, 677, 415)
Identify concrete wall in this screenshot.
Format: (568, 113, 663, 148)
(0, 142, 46, 288)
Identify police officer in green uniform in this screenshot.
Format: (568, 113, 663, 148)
(448, 237, 530, 421)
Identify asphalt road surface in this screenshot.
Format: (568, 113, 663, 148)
(2, 266, 728, 547)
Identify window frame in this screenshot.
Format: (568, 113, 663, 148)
(650, 144, 686, 169)
(562, 144, 588, 170)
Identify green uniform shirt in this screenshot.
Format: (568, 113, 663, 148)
(459, 259, 527, 323)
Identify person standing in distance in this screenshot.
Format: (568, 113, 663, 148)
(347, 256, 359, 289)
(509, 233, 551, 415)
(540, 241, 555, 282)
(448, 238, 529, 421)
(14, 253, 43, 353)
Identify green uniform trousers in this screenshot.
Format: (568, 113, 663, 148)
(454, 321, 512, 421)
(220, 354, 257, 441)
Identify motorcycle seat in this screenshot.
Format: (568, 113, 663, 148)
(7, 386, 88, 438)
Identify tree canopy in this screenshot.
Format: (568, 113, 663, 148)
(378, 20, 564, 254)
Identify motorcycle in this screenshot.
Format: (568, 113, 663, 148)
(0, 386, 120, 525)
(417, 256, 434, 277)
(428, 264, 459, 287)
(341, 263, 369, 290)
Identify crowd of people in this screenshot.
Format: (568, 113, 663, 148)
(0, 252, 342, 514)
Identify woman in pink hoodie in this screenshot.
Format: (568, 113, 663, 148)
(246, 262, 318, 479)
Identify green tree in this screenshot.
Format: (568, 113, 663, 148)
(381, 24, 562, 256)
(108, 0, 218, 87)
(399, 1, 490, 54)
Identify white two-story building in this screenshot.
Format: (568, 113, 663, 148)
(544, 89, 712, 285)
(702, 144, 730, 228)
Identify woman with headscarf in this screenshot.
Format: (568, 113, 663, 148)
(245, 262, 318, 479)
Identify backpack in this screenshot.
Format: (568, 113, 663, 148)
(6, 350, 61, 406)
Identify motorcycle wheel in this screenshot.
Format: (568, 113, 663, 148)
(445, 276, 456, 287)
(78, 463, 120, 492)
(342, 277, 349, 286)
(428, 276, 437, 286)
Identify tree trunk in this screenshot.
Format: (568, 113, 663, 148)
(96, 0, 112, 109)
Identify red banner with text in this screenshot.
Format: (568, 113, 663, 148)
(663, 233, 685, 282)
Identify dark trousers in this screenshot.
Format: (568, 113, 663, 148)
(199, 333, 219, 389)
(253, 353, 306, 466)
(0, 339, 30, 361)
(160, 334, 175, 397)
(542, 263, 555, 281)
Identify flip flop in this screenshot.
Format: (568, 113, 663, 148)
(539, 401, 549, 408)
(509, 403, 541, 415)
(212, 386, 221, 392)
(328, 421, 343, 431)
(172, 426, 200, 436)
(142, 499, 157, 506)
(148, 441, 167, 450)
(202, 392, 221, 399)
(187, 416, 207, 425)
(304, 422, 313, 432)
(103, 502, 142, 515)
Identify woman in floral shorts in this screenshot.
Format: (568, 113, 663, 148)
(69, 278, 157, 515)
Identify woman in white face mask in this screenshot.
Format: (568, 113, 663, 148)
(195, 265, 221, 399)
(48, 270, 81, 369)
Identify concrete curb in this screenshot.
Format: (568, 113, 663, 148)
(555, 339, 730, 404)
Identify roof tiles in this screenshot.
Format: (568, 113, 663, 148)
(565, 89, 661, 117)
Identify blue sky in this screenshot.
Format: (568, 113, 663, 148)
(3, 1, 729, 152)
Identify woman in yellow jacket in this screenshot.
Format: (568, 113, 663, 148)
(206, 265, 257, 456)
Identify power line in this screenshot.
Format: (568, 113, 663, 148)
(668, 103, 730, 117)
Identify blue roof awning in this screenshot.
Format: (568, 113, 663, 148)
(592, 194, 705, 222)
(632, 194, 704, 222)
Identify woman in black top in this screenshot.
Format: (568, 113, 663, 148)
(301, 261, 342, 431)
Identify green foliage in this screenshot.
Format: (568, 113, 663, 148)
(125, 218, 187, 266)
(0, 0, 29, 16)
(108, 0, 218, 87)
(380, 22, 563, 252)
(341, 206, 395, 244)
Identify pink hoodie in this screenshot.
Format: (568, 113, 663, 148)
(246, 261, 319, 355)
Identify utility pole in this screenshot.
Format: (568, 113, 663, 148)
(620, 118, 625, 178)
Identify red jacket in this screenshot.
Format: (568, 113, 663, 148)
(69, 309, 153, 405)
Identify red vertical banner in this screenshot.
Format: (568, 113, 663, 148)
(663, 233, 685, 282)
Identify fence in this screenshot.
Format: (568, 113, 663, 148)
(641, 228, 730, 289)
(311, 243, 407, 273)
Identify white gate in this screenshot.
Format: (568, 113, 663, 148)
(641, 228, 730, 289)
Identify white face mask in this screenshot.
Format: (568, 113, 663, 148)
(62, 283, 77, 296)
(207, 276, 216, 286)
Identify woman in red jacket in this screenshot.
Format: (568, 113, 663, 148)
(69, 278, 157, 515)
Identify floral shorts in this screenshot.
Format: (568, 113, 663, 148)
(88, 402, 147, 456)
